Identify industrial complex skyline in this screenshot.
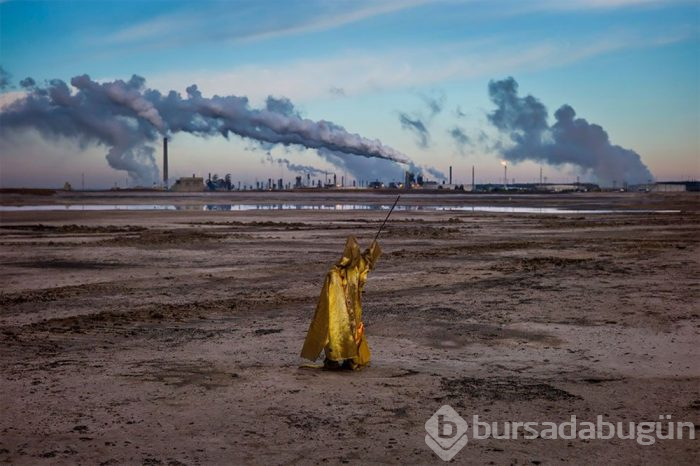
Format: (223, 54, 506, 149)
(0, 0, 698, 188)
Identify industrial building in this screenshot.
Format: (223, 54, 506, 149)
(171, 175, 205, 192)
(158, 139, 697, 194)
(651, 181, 699, 192)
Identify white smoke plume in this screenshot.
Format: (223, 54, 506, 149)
(0, 73, 410, 185)
(266, 155, 327, 177)
(317, 147, 447, 183)
(487, 77, 653, 185)
(279, 160, 328, 177)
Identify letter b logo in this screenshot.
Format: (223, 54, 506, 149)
(438, 414, 457, 438)
(425, 405, 468, 461)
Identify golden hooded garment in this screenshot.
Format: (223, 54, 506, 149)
(300, 236, 381, 368)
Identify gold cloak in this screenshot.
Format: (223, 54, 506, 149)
(300, 236, 382, 367)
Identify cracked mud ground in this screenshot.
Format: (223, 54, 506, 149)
(0, 191, 698, 465)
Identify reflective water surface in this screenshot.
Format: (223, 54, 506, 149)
(0, 204, 681, 214)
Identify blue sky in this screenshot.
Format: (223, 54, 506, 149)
(0, 0, 698, 188)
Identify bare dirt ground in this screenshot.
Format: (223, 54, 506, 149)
(0, 191, 698, 465)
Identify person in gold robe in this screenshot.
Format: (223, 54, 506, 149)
(300, 236, 381, 370)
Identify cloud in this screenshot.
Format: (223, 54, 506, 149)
(329, 86, 346, 97)
(449, 126, 471, 154)
(0, 90, 26, 110)
(398, 113, 430, 148)
(487, 76, 654, 185)
(0, 72, 410, 185)
(0, 66, 11, 90)
(102, 12, 195, 45)
(264, 95, 300, 118)
(396, 89, 445, 149)
(317, 148, 405, 182)
(316, 146, 449, 183)
(99, 0, 688, 52)
(419, 90, 446, 117)
(147, 27, 694, 104)
(267, 154, 327, 177)
(529, 0, 690, 11)
(19, 77, 36, 88)
(101, 0, 432, 48)
(423, 165, 447, 181)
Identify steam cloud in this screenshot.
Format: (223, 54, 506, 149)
(488, 77, 653, 185)
(318, 148, 404, 182)
(422, 165, 447, 181)
(271, 156, 327, 177)
(397, 91, 445, 149)
(0, 67, 10, 90)
(398, 113, 430, 148)
(19, 77, 36, 88)
(262, 98, 446, 184)
(448, 126, 470, 154)
(420, 92, 445, 118)
(0, 73, 410, 185)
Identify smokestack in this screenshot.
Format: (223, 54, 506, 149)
(449, 166, 452, 185)
(163, 137, 168, 187)
(472, 165, 475, 191)
(1, 73, 412, 188)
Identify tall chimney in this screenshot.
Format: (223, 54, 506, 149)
(163, 137, 168, 188)
(449, 166, 452, 185)
(471, 165, 475, 191)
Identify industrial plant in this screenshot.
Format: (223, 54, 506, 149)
(157, 138, 698, 194)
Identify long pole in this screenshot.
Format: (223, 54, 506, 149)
(373, 195, 400, 243)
